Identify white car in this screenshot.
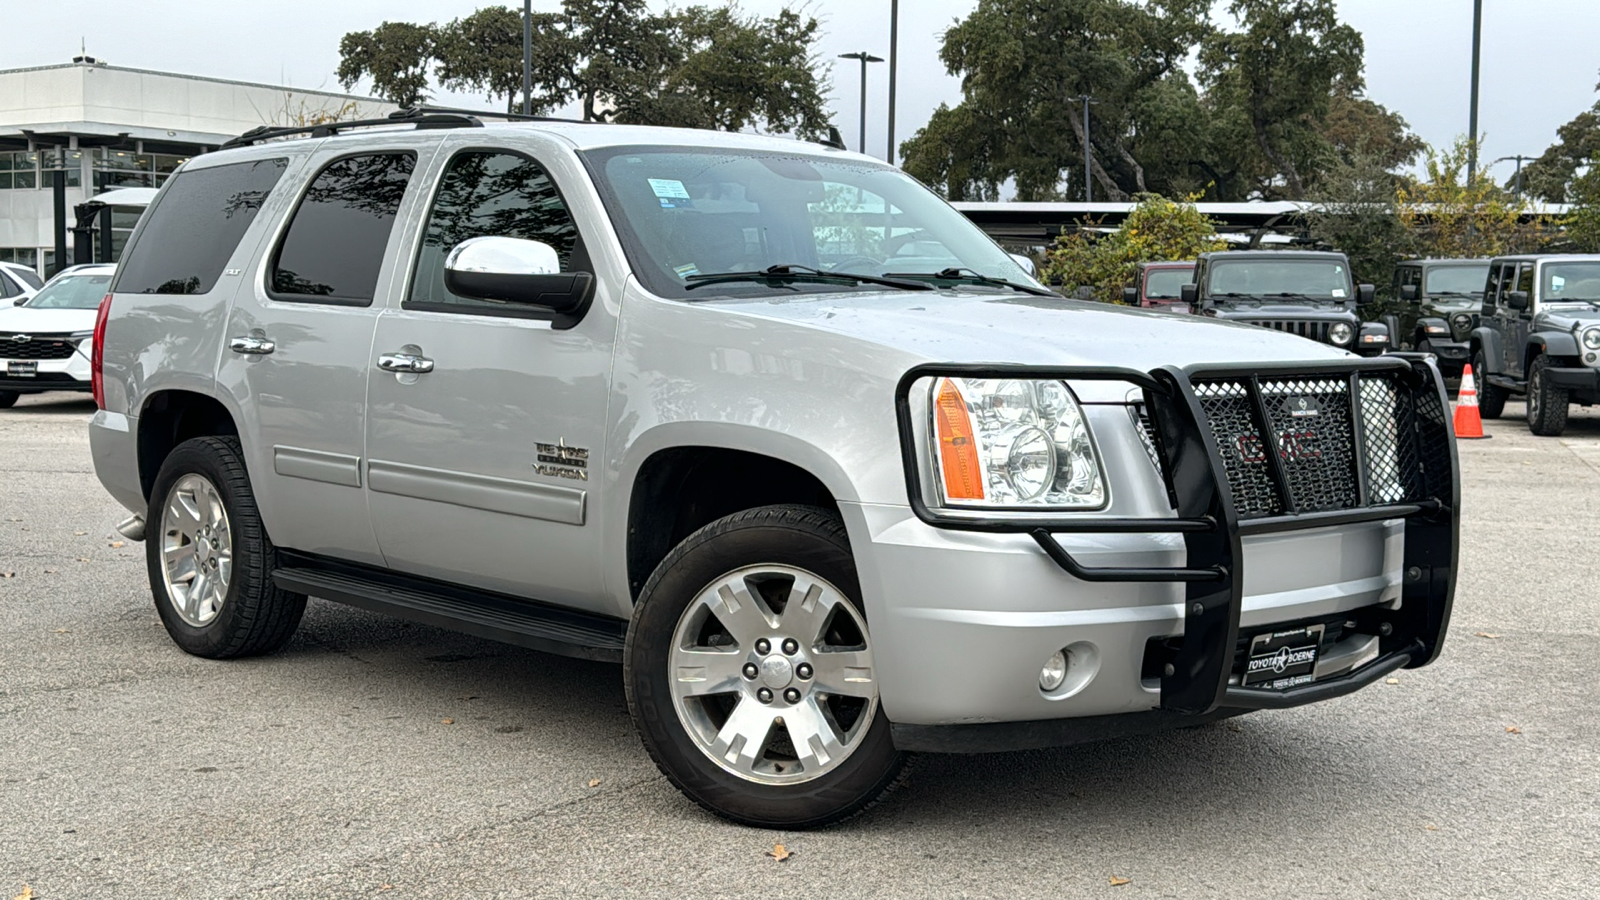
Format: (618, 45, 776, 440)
(0, 263, 115, 408)
(0, 261, 43, 306)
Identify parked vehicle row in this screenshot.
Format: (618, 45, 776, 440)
(84, 111, 1458, 827)
(0, 263, 116, 408)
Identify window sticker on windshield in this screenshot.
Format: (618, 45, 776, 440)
(673, 263, 700, 279)
(1552, 275, 1566, 292)
(1332, 288, 1347, 298)
(649, 178, 692, 209)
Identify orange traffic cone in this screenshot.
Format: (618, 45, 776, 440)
(1453, 364, 1489, 439)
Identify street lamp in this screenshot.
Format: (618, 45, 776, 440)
(1491, 154, 1534, 201)
(1467, 0, 1483, 182)
(886, 0, 899, 165)
(838, 52, 885, 155)
(1069, 95, 1099, 202)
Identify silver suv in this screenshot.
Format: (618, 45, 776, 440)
(88, 111, 1460, 827)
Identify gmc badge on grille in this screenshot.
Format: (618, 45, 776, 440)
(1284, 396, 1321, 418)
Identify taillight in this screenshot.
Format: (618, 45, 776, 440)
(91, 293, 112, 409)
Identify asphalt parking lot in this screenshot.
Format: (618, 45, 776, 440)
(3, 392, 1599, 899)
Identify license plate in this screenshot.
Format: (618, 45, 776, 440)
(6, 360, 36, 378)
(1243, 624, 1324, 689)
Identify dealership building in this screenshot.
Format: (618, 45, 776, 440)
(0, 57, 394, 276)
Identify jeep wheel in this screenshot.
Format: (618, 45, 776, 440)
(1472, 348, 1506, 419)
(147, 436, 306, 658)
(625, 505, 906, 828)
(0, 390, 18, 409)
(1526, 356, 1570, 437)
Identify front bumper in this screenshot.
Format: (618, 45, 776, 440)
(1544, 366, 1600, 392)
(0, 349, 91, 393)
(870, 356, 1458, 750)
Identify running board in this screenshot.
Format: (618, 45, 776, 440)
(272, 555, 626, 663)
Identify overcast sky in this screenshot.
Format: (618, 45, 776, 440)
(10, 0, 1600, 182)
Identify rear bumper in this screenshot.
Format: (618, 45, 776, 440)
(89, 409, 146, 516)
(872, 356, 1458, 746)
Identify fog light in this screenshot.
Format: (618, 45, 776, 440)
(1039, 650, 1068, 691)
(1588, 352, 1597, 364)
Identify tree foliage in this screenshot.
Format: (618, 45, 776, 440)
(1398, 139, 1539, 259)
(337, 1, 830, 136)
(1521, 74, 1600, 203)
(900, 0, 1418, 202)
(1305, 148, 1407, 296)
(1563, 168, 1600, 253)
(1042, 194, 1226, 302)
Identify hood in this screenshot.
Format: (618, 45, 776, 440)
(700, 290, 1355, 399)
(0, 306, 98, 334)
(1538, 305, 1600, 326)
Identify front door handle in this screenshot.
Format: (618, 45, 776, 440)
(228, 335, 275, 355)
(377, 352, 435, 374)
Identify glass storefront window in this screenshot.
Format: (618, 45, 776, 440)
(40, 148, 83, 188)
(0, 151, 40, 189)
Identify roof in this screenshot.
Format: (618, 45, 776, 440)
(1198, 249, 1348, 261)
(1487, 253, 1600, 263)
(1399, 258, 1492, 266)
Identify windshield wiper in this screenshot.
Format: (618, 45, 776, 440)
(683, 264, 932, 293)
(883, 267, 1057, 297)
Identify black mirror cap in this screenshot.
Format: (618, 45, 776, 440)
(443, 269, 597, 329)
(1506, 290, 1530, 311)
(1122, 285, 1139, 304)
(1357, 283, 1377, 305)
(1180, 283, 1198, 305)
(1399, 284, 1418, 301)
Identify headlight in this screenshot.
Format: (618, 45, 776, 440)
(1451, 313, 1472, 331)
(931, 377, 1106, 509)
(1584, 329, 1600, 350)
(1328, 322, 1354, 345)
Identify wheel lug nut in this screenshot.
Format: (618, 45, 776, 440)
(742, 663, 759, 680)
(782, 638, 799, 655)
(796, 663, 813, 680)
(756, 688, 773, 703)
(754, 638, 771, 655)
(783, 688, 801, 704)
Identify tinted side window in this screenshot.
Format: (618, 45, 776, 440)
(407, 151, 581, 313)
(0, 272, 20, 299)
(1517, 263, 1535, 297)
(115, 158, 287, 295)
(11, 267, 42, 290)
(271, 152, 416, 305)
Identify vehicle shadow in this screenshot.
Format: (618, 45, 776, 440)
(11, 394, 97, 415)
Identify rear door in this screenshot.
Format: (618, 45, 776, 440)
(216, 142, 429, 565)
(362, 139, 617, 612)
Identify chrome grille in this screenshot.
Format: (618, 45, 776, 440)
(0, 332, 77, 361)
(1241, 319, 1332, 343)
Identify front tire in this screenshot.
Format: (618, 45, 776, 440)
(1526, 356, 1570, 437)
(625, 505, 906, 828)
(1473, 348, 1506, 419)
(0, 390, 18, 409)
(146, 436, 306, 658)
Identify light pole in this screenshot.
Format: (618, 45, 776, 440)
(838, 52, 885, 155)
(886, 0, 899, 165)
(1070, 95, 1098, 202)
(1467, 0, 1482, 182)
(1491, 154, 1534, 200)
(522, 0, 532, 116)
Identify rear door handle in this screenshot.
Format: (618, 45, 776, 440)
(377, 353, 435, 374)
(228, 335, 275, 355)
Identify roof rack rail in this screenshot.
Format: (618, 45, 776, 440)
(394, 105, 594, 125)
(219, 109, 491, 151)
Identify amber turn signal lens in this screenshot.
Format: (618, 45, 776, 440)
(933, 378, 984, 501)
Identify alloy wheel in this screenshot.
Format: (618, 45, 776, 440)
(159, 473, 233, 627)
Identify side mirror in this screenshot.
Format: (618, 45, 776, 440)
(444, 236, 595, 329)
(1180, 283, 1198, 306)
(1008, 253, 1038, 277)
(1357, 284, 1376, 305)
(11, 297, 26, 306)
(1399, 284, 1418, 301)
(1505, 290, 1529, 311)
(1122, 286, 1138, 304)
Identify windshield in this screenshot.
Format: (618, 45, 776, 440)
(1209, 259, 1351, 300)
(23, 272, 113, 309)
(582, 146, 1035, 298)
(1144, 268, 1192, 299)
(1424, 265, 1488, 296)
(1543, 262, 1600, 302)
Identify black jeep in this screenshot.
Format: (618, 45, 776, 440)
(1470, 254, 1600, 435)
(1390, 258, 1490, 376)
(1182, 250, 1388, 355)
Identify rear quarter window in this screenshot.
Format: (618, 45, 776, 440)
(114, 158, 288, 295)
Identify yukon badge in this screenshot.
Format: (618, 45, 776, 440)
(534, 438, 589, 482)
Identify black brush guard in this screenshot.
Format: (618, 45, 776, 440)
(893, 355, 1459, 717)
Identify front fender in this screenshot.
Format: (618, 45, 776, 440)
(1529, 330, 1579, 362)
(1470, 327, 1502, 373)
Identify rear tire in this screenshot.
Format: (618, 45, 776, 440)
(1473, 348, 1506, 419)
(0, 390, 18, 409)
(625, 504, 907, 828)
(1526, 356, 1570, 437)
(146, 436, 306, 658)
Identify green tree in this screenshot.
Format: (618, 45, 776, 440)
(1306, 147, 1406, 312)
(434, 6, 572, 114)
(336, 21, 439, 108)
(1398, 138, 1540, 259)
(1520, 75, 1600, 203)
(1563, 168, 1600, 252)
(1043, 193, 1226, 302)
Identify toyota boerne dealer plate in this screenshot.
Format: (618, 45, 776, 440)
(1243, 624, 1324, 690)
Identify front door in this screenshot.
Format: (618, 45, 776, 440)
(218, 147, 424, 565)
(1510, 262, 1536, 378)
(363, 145, 617, 612)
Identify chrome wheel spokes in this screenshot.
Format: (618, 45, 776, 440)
(160, 473, 233, 627)
(668, 564, 877, 785)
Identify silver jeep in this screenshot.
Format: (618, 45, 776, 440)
(87, 111, 1459, 827)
